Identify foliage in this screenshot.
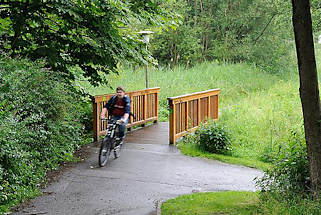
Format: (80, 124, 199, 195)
(0, 0, 175, 86)
(194, 120, 231, 154)
(258, 191, 321, 215)
(0, 56, 85, 212)
(256, 128, 310, 196)
(311, 0, 321, 33)
(151, 0, 295, 72)
(151, 0, 202, 67)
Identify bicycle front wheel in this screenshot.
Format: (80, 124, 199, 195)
(99, 137, 112, 167)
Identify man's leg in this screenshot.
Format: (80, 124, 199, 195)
(119, 117, 129, 139)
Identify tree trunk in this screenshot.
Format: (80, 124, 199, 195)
(292, 0, 321, 193)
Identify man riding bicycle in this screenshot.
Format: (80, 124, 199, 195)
(100, 86, 131, 147)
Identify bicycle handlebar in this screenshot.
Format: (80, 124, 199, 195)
(100, 118, 123, 124)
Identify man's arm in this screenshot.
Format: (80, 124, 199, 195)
(100, 96, 116, 119)
(100, 107, 107, 119)
(122, 113, 129, 121)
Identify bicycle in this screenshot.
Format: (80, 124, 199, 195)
(98, 118, 124, 167)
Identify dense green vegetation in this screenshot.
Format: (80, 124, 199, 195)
(151, 0, 320, 70)
(0, 1, 173, 213)
(0, 56, 91, 213)
(0, 0, 176, 85)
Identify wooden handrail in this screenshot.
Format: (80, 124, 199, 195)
(168, 89, 220, 144)
(93, 87, 160, 142)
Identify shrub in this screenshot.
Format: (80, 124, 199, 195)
(258, 191, 321, 215)
(256, 128, 310, 196)
(195, 120, 231, 154)
(0, 56, 86, 212)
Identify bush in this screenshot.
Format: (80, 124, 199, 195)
(256, 129, 310, 196)
(195, 120, 231, 154)
(0, 56, 86, 212)
(258, 191, 321, 215)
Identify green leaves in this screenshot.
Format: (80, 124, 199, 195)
(151, 0, 296, 72)
(257, 129, 310, 196)
(0, 0, 171, 86)
(195, 120, 232, 155)
(0, 56, 85, 211)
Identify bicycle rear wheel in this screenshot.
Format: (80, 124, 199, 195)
(99, 137, 112, 167)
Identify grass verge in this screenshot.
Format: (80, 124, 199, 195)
(177, 141, 270, 171)
(161, 191, 260, 215)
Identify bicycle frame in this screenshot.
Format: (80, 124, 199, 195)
(98, 118, 122, 167)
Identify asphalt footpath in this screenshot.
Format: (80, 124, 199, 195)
(12, 122, 263, 215)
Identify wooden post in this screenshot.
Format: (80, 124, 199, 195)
(207, 96, 211, 119)
(197, 98, 201, 126)
(142, 94, 147, 127)
(168, 99, 175, 144)
(185, 102, 188, 130)
(154, 92, 159, 123)
(216, 94, 219, 119)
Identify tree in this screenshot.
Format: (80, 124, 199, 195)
(0, 0, 170, 86)
(151, 0, 294, 72)
(291, 0, 321, 193)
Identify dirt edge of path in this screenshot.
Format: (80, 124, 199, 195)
(10, 142, 94, 214)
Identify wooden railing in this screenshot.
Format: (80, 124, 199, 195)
(93, 87, 160, 142)
(168, 89, 220, 144)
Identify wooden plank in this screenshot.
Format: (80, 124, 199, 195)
(208, 96, 211, 119)
(169, 100, 175, 144)
(210, 95, 218, 119)
(155, 93, 159, 122)
(169, 89, 220, 104)
(175, 103, 179, 135)
(215, 95, 219, 119)
(185, 102, 189, 130)
(127, 117, 157, 128)
(192, 100, 195, 127)
(175, 127, 198, 139)
(147, 94, 150, 119)
(188, 101, 191, 129)
(197, 99, 201, 126)
(94, 87, 160, 103)
(179, 104, 182, 133)
(200, 97, 208, 122)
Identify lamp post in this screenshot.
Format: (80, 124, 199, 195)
(138, 30, 153, 89)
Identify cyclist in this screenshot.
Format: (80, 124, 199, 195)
(100, 86, 131, 147)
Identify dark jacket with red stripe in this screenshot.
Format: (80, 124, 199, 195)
(103, 95, 131, 116)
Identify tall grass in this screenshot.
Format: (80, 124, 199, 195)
(86, 63, 294, 121)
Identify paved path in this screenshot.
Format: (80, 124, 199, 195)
(13, 122, 263, 215)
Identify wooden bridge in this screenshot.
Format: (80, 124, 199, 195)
(92, 88, 220, 143)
